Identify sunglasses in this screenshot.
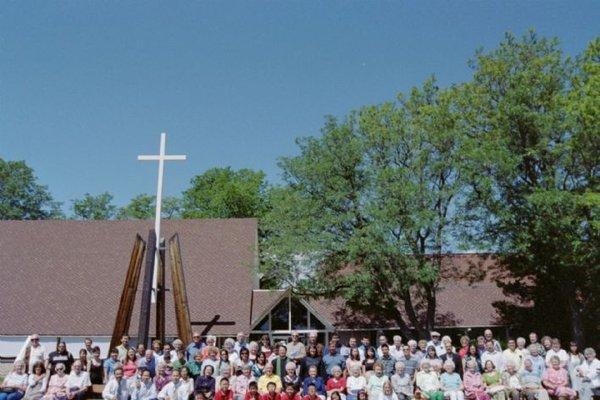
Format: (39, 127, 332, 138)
(56, 368, 65, 371)
(31, 338, 39, 341)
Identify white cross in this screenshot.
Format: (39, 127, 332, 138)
(138, 132, 186, 302)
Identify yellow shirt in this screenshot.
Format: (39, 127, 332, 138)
(257, 374, 282, 394)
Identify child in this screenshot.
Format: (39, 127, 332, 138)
(281, 383, 302, 400)
(216, 378, 234, 400)
(245, 382, 261, 400)
(262, 382, 282, 400)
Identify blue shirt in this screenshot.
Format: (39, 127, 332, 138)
(137, 357, 156, 378)
(322, 353, 346, 377)
(529, 356, 546, 378)
(104, 357, 120, 377)
(302, 377, 326, 396)
(186, 342, 206, 362)
(440, 372, 462, 391)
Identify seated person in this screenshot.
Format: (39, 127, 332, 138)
(261, 383, 281, 400)
(0, 361, 28, 400)
(215, 378, 234, 400)
(440, 361, 464, 400)
(65, 361, 91, 400)
(102, 367, 129, 400)
(130, 369, 157, 400)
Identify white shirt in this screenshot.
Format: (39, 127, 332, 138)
(502, 349, 524, 371)
(130, 380, 158, 400)
(347, 376, 367, 392)
(579, 358, 600, 389)
(481, 351, 505, 372)
(66, 371, 91, 390)
(103, 377, 130, 400)
(426, 341, 445, 357)
(545, 349, 568, 367)
(389, 345, 404, 360)
(158, 380, 190, 400)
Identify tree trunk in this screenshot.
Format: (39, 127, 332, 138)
(402, 291, 428, 338)
(568, 297, 585, 345)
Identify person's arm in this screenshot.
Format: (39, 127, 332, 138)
(102, 381, 116, 400)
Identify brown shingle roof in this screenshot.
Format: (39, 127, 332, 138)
(0, 219, 258, 337)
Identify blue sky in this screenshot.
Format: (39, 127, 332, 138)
(1, 1, 598, 210)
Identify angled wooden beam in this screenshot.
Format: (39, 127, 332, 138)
(137, 230, 156, 348)
(155, 238, 166, 344)
(190, 315, 236, 337)
(109, 234, 146, 355)
(169, 233, 193, 344)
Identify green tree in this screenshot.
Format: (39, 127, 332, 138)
(117, 194, 182, 220)
(461, 32, 599, 344)
(0, 159, 63, 220)
(262, 79, 468, 337)
(181, 167, 269, 219)
(71, 192, 117, 220)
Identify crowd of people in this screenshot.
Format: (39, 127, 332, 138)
(2, 330, 598, 400)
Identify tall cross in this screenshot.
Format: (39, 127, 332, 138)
(138, 132, 186, 302)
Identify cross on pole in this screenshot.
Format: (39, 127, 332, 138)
(138, 132, 186, 302)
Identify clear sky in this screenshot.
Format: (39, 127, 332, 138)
(1, 1, 598, 210)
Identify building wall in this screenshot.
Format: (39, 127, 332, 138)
(0, 336, 111, 359)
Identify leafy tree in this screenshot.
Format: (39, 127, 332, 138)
(0, 159, 63, 220)
(117, 193, 181, 220)
(261, 79, 468, 338)
(181, 167, 269, 219)
(71, 192, 117, 220)
(461, 32, 599, 344)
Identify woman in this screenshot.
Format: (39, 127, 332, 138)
(363, 348, 377, 375)
(367, 363, 389, 400)
(542, 356, 576, 400)
(301, 346, 324, 379)
(302, 366, 326, 397)
(248, 342, 260, 362)
(463, 345, 482, 374)
(261, 336, 273, 360)
(153, 362, 170, 393)
(233, 365, 255, 400)
(23, 362, 46, 400)
(346, 349, 364, 377)
(566, 341, 584, 393)
(415, 360, 443, 400)
(544, 339, 568, 368)
(88, 347, 104, 385)
(330, 391, 344, 400)
(224, 339, 239, 365)
(390, 362, 411, 400)
(187, 352, 205, 379)
(77, 350, 88, 372)
(196, 365, 217, 400)
(234, 348, 253, 376)
(217, 350, 233, 377)
(424, 346, 442, 372)
(501, 362, 521, 400)
(346, 365, 366, 400)
(482, 361, 507, 400)
(180, 367, 195, 399)
(284, 362, 302, 393)
(463, 360, 489, 400)
(123, 348, 138, 379)
(44, 363, 68, 400)
(252, 352, 268, 379)
(440, 361, 464, 400)
(0, 361, 28, 400)
(325, 366, 346, 396)
(458, 337, 470, 359)
(377, 381, 397, 400)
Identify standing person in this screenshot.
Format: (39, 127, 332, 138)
(566, 342, 584, 394)
(415, 361, 443, 400)
(363, 348, 377, 375)
(390, 363, 412, 400)
(463, 345, 482, 374)
(483, 331, 501, 353)
(440, 343, 463, 378)
(65, 361, 91, 400)
(376, 336, 389, 359)
(389, 337, 403, 361)
(301, 346, 324, 379)
(23, 362, 47, 400)
(542, 356, 576, 400)
(122, 349, 139, 379)
(103, 349, 121, 383)
(77, 350, 88, 373)
(116, 336, 131, 363)
(261, 336, 273, 360)
(378, 345, 396, 378)
(458, 337, 470, 359)
(346, 349, 364, 377)
(235, 333, 248, 355)
(272, 347, 292, 381)
(187, 333, 206, 362)
(0, 361, 28, 400)
(322, 344, 345, 379)
(48, 342, 75, 375)
(577, 347, 600, 400)
(501, 340, 523, 372)
(481, 342, 504, 373)
(440, 361, 464, 400)
(287, 332, 307, 366)
(17, 335, 47, 374)
(426, 333, 445, 358)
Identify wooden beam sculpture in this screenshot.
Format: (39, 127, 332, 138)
(169, 233, 193, 345)
(137, 230, 157, 348)
(191, 315, 236, 337)
(109, 234, 146, 354)
(155, 238, 166, 344)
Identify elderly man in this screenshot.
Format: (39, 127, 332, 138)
(519, 358, 549, 400)
(137, 350, 157, 378)
(389, 336, 403, 360)
(286, 332, 306, 365)
(186, 332, 206, 362)
(483, 329, 502, 352)
(66, 360, 91, 400)
(234, 332, 248, 355)
(502, 338, 524, 371)
(17, 334, 47, 373)
(426, 332, 445, 357)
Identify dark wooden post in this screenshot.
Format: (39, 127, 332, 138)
(155, 238, 166, 344)
(137, 230, 156, 348)
(109, 234, 146, 355)
(169, 233, 193, 344)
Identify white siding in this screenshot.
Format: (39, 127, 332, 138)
(0, 336, 111, 358)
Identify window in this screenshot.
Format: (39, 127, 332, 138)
(251, 294, 330, 332)
(270, 298, 289, 330)
(291, 298, 308, 330)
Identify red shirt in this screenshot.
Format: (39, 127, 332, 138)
(303, 395, 320, 400)
(326, 377, 346, 393)
(261, 393, 281, 400)
(245, 393, 261, 400)
(216, 390, 234, 400)
(281, 394, 302, 400)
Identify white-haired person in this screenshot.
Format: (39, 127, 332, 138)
(287, 332, 306, 365)
(325, 366, 346, 397)
(415, 360, 443, 400)
(284, 362, 302, 393)
(44, 363, 68, 400)
(519, 358, 548, 400)
(542, 356, 576, 400)
(157, 369, 185, 400)
(102, 366, 129, 400)
(389, 337, 403, 360)
(65, 360, 91, 400)
(129, 368, 157, 400)
(515, 338, 529, 358)
(202, 337, 218, 359)
(16, 335, 47, 374)
(378, 381, 398, 400)
(544, 339, 568, 368)
(440, 360, 464, 400)
(224, 339, 240, 364)
(577, 347, 600, 400)
(500, 361, 520, 400)
(248, 342, 260, 362)
(346, 365, 366, 400)
(234, 332, 248, 355)
(0, 360, 28, 400)
(390, 362, 412, 400)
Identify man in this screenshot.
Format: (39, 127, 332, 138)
(376, 335, 389, 358)
(519, 359, 549, 400)
(116, 335, 131, 362)
(137, 350, 157, 378)
(426, 332, 445, 357)
(18, 334, 47, 373)
(322, 342, 345, 378)
(102, 366, 129, 400)
(83, 338, 94, 358)
(186, 332, 205, 362)
(397, 345, 419, 379)
(502, 338, 524, 371)
(157, 369, 185, 400)
(527, 345, 546, 378)
(286, 332, 306, 365)
(307, 332, 320, 349)
(48, 341, 75, 374)
(272, 345, 292, 380)
(483, 329, 502, 352)
(528, 332, 544, 357)
(341, 337, 361, 360)
(359, 336, 371, 358)
(481, 340, 505, 372)
(389, 336, 403, 360)
(66, 360, 91, 400)
(104, 349, 121, 381)
(234, 332, 248, 355)
(136, 344, 146, 360)
(407, 340, 422, 362)
(129, 368, 157, 400)
(378, 344, 396, 377)
(440, 342, 463, 377)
